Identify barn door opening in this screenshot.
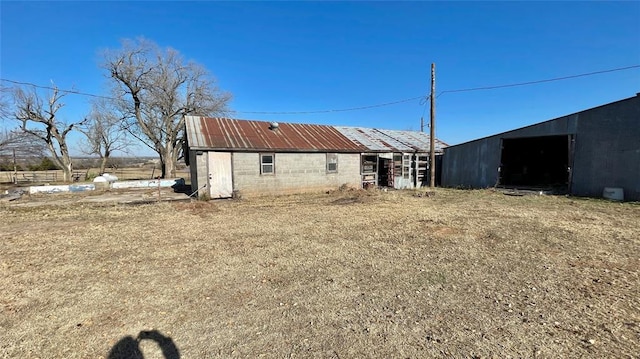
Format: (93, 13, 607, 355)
(208, 152, 233, 198)
(499, 135, 570, 192)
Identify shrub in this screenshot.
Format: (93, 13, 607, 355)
(0, 161, 22, 171)
(27, 157, 60, 171)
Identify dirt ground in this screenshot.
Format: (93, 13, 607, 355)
(1, 187, 190, 207)
(0, 188, 638, 358)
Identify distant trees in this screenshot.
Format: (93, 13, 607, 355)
(1, 85, 49, 171)
(79, 99, 135, 175)
(0, 129, 47, 172)
(12, 86, 85, 182)
(0, 129, 46, 158)
(103, 38, 231, 178)
(1, 38, 232, 179)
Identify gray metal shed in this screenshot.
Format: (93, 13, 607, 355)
(441, 93, 640, 201)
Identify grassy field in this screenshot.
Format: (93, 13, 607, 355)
(1, 189, 638, 358)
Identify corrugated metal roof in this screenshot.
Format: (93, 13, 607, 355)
(334, 127, 448, 153)
(185, 116, 448, 153)
(185, 116, 367, 152)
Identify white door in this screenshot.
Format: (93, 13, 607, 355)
(208, 152, 233, 198)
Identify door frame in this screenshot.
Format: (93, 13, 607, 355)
(207, 152, 233, 198)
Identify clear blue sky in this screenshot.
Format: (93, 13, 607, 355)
(1, 1, 639, 156)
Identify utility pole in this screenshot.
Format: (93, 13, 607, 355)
(420, 116, 424, 132)
(429, 63, 436, 188)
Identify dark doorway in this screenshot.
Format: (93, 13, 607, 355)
(377, 157, 393, 187)
(500, 135, 570, 189)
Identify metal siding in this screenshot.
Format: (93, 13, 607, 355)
(442, 95, 640, 200)
(571, 96, 640, 201)
(442, 137, 501, 188)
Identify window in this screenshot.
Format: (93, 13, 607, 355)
(403, 154, 411, 179)
(393, 154, 402, 178)
(260, 153, 274, 174)
(327, 153, 338, 173)
(362, 155, 377, 174)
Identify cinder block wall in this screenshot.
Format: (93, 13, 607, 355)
(233, 152, 361, 195)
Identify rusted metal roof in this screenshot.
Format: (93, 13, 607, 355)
(185, 116, 448, 153)
(185, 116, 367, 152)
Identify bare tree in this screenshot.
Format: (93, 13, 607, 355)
(0, 85, 11, 121)
(0, 129, 45, 157)
(13, 85, 85, 182)
(103, 38, 231, 178)
(0, 130, 17, 155)
(0, 129, 46, 178)
(79, 99, 135, 174)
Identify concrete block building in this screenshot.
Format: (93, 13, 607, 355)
(184, 117, 447, 198)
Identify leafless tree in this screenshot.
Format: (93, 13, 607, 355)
(13, 85, 85, 182)
(79, 99, 136, 174)
(103, 38, 231, 178)
(0, 129, 45, 157)
(0, 129, 46, 176)
(0, 85, 11, 121)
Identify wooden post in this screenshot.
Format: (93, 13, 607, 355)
(430, 63, 436, 188)
(13, 148, 17, 184)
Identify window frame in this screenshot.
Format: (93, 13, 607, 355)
(402, 154, 411, 179)
(260, 153, 275, 175)
(326, 153, 338, 173)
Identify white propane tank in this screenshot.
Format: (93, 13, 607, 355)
(101, 173, 119, 182)
(602, 187, 624, 201)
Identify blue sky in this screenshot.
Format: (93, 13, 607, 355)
(1, 1, 639, 156)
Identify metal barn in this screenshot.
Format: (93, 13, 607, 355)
(184, 116, 447, 198)
(441, 94, 640, 201)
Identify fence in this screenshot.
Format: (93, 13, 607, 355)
(10, 171, 58, 184)
(0, 167, 190, 185)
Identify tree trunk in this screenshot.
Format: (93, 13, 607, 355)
(64, 161, 73, 183)
(99, 156, 108, 175)
(159, 145, 179, 179)
(61, 160, 73, 183)
(47, 143, 73, 183)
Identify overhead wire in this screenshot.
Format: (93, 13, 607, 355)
(0, 79, 116, 100)
(231, 95, 424, 115)
(437, 64, 640, 96)
(1, 64, 638, 115)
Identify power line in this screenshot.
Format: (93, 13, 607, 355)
(0, 79, 115, 100)
(231, 96, 424, 115)
(2, 64, 638, 115)
(438, 64, 640, 96)
(0, 78, 424, 113)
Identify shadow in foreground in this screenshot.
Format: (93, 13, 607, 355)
(108, 330, 180, 359)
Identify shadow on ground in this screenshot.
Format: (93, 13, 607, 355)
(108, 330, 180, 359)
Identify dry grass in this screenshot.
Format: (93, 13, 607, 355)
(1, 189, 638, 358)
